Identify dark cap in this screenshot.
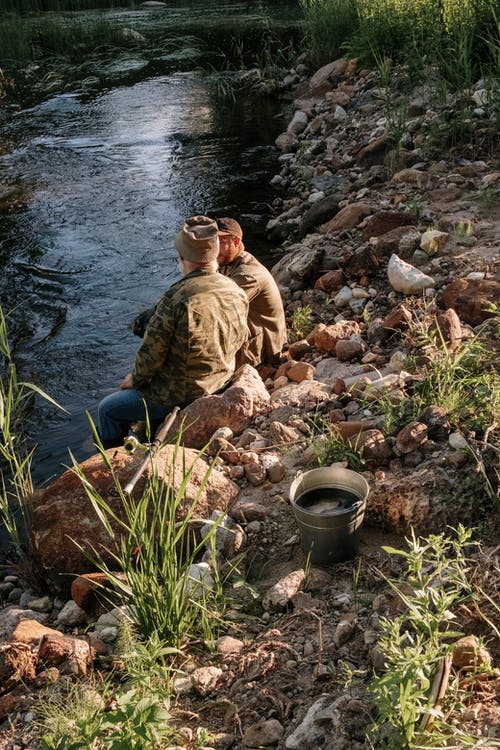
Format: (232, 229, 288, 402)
(216, 217, 243, 239)
(175, 215, 219, 263)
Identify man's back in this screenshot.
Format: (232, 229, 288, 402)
(222, 250, 287, 367)
(133, 268, 248, 407)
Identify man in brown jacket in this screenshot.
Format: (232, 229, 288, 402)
(216, 217, 287, 369)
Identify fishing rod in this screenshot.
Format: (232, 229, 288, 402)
(123, 405, 180, 495)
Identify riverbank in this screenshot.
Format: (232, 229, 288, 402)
(1, 53, 499, 749)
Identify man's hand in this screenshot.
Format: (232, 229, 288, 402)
(120, 373, 133, 390)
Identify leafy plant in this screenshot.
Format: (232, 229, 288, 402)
(289, 304, 314, 341)
(38, 606, 185, 749)
(367, 525, 478, 749)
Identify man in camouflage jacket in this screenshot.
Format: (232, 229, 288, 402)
(97, 216, 248, 447)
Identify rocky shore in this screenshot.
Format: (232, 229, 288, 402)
(1, 56, 499, 749)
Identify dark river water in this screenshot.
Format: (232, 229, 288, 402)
(0, 57, 290, 483)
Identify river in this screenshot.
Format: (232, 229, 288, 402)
(0, 2, 297, 484)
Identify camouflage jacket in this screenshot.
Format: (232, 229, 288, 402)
(132, 269, 248, 407)
(220, 250, 287, 366)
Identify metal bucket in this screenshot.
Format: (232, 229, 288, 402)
(289, 467, 370, 566)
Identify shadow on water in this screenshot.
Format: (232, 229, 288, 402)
(0, 54, 292, 487)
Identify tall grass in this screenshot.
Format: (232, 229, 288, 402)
(0, 306, 63, 587)
(72, 424, 229, 647)
(301, 0, 500, 87)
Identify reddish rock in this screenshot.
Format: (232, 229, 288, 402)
(383, 303, 413, 331)
(373, 225, 420, 259)
(230, 501, 268, 522)
(172, 364, 270, 449)
(452, 635, 492, 670)
(269, 421, 303, 444)
(335, 337, 367, 361)
(312, 321, 361, 353)
(361, 210, 419, 241)
(321, 202, 375, 234)
(0, 643, 37, 695)
(206, 436, 240, 464)
(287, 361, 316, 382)
(355, 429, 393, 466)
(395, 422, 428, 454)
(12, 619, 61, 646)
(71, 572, 126, 614)
(354, 135, 393, 166)
(335, 421, 374, 440)
(314, 269, 346, 293)
(288, 339, 312, 359)
(244, 461, 267, 486)
(30, 444, 239, 580)
(0, 691, 21, 721)
(432, 308, 463, 350)
(344, 244, 379, 277)
(38, 633, 93, 675)
(275, 359, 296, 379)
(442, 278, 500, 326)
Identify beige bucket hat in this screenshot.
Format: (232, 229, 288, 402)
(175, 215, 219, 263)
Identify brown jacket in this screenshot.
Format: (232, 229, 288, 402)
(221, 250, 287, 367)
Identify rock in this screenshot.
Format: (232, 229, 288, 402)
(285, 696, 332, 749)
(420, 229, 449, 255)
(0, 608, 49, 641)
(395, 422, 428, 453)
(12, 619, 61, 646)
(373, 225, 421, 259)
(449, 432, 469, 451)
(243, 718, 284, 747)
(419, 405, 450, 440)
(30, 444, 239, 580)
(298, 193, 344, 236)
(287, 109, 308, 135)
(383, 302, 413, 331)
(433, 308, 462, 350)
(271, 244, 322, 288)
(387, 253, 435, 294)
(263, 569, 305, 610)
(334, 617, 356, 647)
(452, 635, 492, 670)
(287, 361, 316, 382)
(312, 321, 361, 353)
(261, 454, 286, 483)
(190, 666, 222, 696)
(355, 429, 393, 466)
(71, 572, 125, 615)
(55, 601, 87, 627)
(344, 243, 379, 277)
(442, 278, 500, 326)
(355, 135, 393, 166)
(38, 633, 92, 675)
(0, 692, 21, 721)
(269, 379, 331, 408)
(288, 338, 312, 359)
(362, 210, 419, 241)
(185, 563, 214, 599)
(335, 336, 367, 361)
(172, 365, 270, 448)
(321, 202, 375, 233)
(275, 131, 298, 152)
(314, 269, 346, 293)
(0, 643, 37, 695)
(216, 636, 244, 655)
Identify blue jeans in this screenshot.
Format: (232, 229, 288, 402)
(97, 388, 170, 443)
